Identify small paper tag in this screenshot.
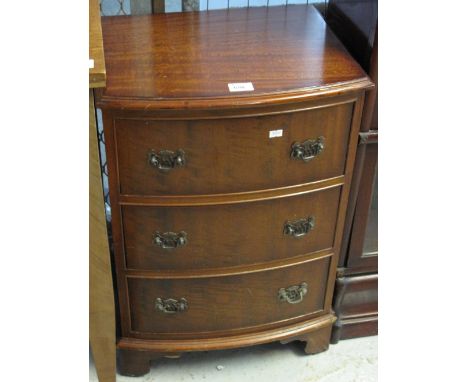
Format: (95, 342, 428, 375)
(269, 129, 283, 138)
(228, 82, 254, 92)
(89, 59, 95, 69)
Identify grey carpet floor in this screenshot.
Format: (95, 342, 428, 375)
(90, 335, 377, 382)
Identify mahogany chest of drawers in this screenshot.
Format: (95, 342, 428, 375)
(96, 5, 372, 377)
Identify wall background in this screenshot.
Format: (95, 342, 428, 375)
(100, 0, 328, 15)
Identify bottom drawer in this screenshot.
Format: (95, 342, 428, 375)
(127, 255, 331, 335)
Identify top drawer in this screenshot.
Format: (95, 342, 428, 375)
(114, 103, 353, 196)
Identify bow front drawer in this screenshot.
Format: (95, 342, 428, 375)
(122, 187, 340, 271)
(114, 103, 353, 196)
(127, 256, 330, 336)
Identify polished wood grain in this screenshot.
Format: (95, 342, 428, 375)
(128, 256, 330, 336)
(89, 91, 115, 382)
(122, 187, 340, 271)
(89, 0, 106, 88)
(96, 5, 371, 110)
(98, 5, 373, 376)
(115, 103, 353, 196)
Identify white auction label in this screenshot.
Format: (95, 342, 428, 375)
(269, 129, 283, 138)
(89, 59, 95, 69)
(228, 82, 254, 92)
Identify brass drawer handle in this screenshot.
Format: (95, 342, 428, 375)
(284, 216, 315, 238)
(290, 136, 325, 162)
(153, 231, 187, 249)
(148, 149, 186, 172)
(155, 298, 188, 314)
(278, 282, 308, 304)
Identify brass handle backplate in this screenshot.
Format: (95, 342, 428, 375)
(284, 216, 315, 238)
(155, 298, 188, 314)
(290, 137, 325, 162)
(148, 149, 186, 172)
(278, 282, 308, 304)
(153, 231, 187, 249)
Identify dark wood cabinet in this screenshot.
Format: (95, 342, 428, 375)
(346, 143, 378, 270)
(326, 0, 378, 342)
(96, 5, 372, 376)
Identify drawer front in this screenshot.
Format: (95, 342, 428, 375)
(122, 187, 341, 270)
(115, 103, 353, 196)
(128, 256, 330, 335)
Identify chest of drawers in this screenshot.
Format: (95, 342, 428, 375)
(96, 5, 372, 377)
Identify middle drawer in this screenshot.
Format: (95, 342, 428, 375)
(122, 186, 341, 271)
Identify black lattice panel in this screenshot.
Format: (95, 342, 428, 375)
(95, 109, 112, 223)
(100, 0, 130, 15)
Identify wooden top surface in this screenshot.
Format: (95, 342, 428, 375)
(89, 0, 106, 88)
(98, 5, 371, 109)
